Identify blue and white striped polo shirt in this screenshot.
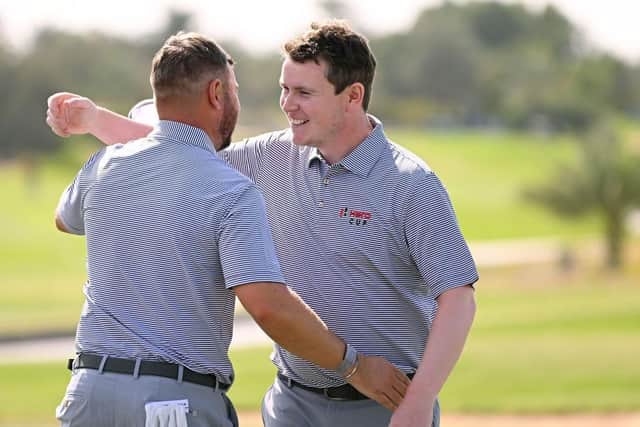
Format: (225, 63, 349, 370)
(221, 116, 479, 387)
(56, 120, 284, 383)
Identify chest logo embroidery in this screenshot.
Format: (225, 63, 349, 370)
(338, 207, 372, 226)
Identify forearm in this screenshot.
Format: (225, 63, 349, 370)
(261, 287, 345, 369)
(238, 283, 345, 370)
(92, 107, 153, 145)
(406, 286, 476, 403)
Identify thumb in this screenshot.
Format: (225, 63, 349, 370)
(64, 97, 92, 112)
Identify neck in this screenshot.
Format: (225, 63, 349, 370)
(157, 103, 220, 149)
(319, 113, 373, 165)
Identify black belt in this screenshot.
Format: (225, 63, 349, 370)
(277, 372, 414, 401)
(68, 353, 230, 391)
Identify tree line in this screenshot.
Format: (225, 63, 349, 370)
(1, 2, 639, 160)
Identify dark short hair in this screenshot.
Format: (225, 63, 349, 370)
(150, 32, 233, 100)
(283, 20, 376, 111)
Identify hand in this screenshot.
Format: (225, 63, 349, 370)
(46, 92, 98, 137)
(346, 355, 411, 412)
(388, 398, 434, 427)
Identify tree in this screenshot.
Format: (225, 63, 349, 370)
(0, 29, 16, 157)
(0, 28, 152, 193)
(525, 122, 640, 269)
(467, 1, 529, 49)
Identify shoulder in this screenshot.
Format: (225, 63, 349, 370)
(382, 139, 438, 184)
(375, 139, 454, 208)
(229, 128, 292, 152)
(221, 129, 300, 169)
(76, 146, 110, 183)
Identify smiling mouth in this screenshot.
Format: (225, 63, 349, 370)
(290, 119, 309, 127)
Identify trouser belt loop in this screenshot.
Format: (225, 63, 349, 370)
(98, 355, 108, 374)
(177, 365, 184, 383)
(133, 358, 141, 379)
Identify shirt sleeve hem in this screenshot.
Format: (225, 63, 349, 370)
(56, 211, 85, 235)
(430, 272, 479, 298)
(224, 272, 286, 289)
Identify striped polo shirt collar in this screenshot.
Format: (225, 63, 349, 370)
(306, 115, 387, 177)
(150, 120, 218, 156)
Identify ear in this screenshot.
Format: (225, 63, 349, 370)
(345, 83, 365, 111)
(207, 79, 224, 110)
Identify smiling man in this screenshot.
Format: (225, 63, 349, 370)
(47, 21, 478, 427)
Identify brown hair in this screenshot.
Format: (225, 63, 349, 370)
(283, 20, 376, 110)
(150, 32, 233, 100)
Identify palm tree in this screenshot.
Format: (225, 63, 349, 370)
(525, 122, 640, 269)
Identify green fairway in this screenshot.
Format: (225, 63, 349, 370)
(441, 266, 640, 413)
(1, 266, 638, 425)
(0, 159, 86, 336)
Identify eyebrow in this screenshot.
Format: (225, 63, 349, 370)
(279, 82, 315, 92)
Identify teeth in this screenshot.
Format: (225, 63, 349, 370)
(290, 119, 307, 125)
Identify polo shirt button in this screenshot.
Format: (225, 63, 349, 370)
(318, 201, 324, 208)
(323, 178, 330, 185)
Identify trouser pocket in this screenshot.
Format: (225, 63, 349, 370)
(56, 393, 88, 426)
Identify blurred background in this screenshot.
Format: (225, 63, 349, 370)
(0, 0, 639, 426)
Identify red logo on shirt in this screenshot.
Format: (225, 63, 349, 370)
(338, 207, 371, 226)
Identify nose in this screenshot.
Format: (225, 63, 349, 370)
(280, 92, 297, 112)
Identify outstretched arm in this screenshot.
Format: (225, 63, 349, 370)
(389, 285, 476, 426)
(46, 92, 153, 145)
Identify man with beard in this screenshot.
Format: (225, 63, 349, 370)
(51, 32, 408, 427)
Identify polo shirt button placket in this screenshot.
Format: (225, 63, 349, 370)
(318, 173, 330, 208)
(313, 172, 331, 233)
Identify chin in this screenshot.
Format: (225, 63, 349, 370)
(291, 129, 314, 147)
(290, 131, 304, 146)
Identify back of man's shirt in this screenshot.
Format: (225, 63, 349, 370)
(56, 121, 284, 383)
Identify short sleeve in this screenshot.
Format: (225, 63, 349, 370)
(55, 150, 104, 235)
(405, 173, 478, 297)
(218, 185, 286, 288)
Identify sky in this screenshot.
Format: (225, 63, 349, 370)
(1, 0, 638, 63)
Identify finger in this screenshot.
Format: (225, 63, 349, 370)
(375, 392, 397, 412)
(47, 101, 68, 124)
(47, 92, 74, 114)
(391, 376, 409, 398)
(46, 115, 69, 137)
(47, 96, 60, 116)
(396, 370, 412, 387)
(384, 386, 405, 409)
(46, 108, 62, 125)
(46, 109, 68, 132)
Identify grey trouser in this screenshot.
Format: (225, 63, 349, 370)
(261, 376, 440, 427)
(56, 368, 238, 427)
